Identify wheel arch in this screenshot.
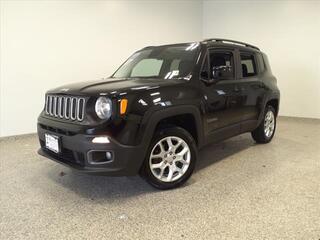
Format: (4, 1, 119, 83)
(140, 105, 204, 149)
(266, 99, 279, 116)
(257, 91, 280, 125)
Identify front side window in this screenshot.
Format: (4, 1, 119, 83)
(112, 43, 199, 80)
(200, 56, 209, 80)
(208, 50, 234, 80)
(240, 53, 257, 77)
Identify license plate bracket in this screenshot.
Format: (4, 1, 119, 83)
(45, 133, 60, 154)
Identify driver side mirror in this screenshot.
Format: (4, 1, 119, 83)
(212, 66, 232, 81)
(201, 66, 225, 85)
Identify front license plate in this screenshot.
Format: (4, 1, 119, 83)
(45, 134, 60, 153)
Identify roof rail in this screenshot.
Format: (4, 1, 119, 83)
(204, 38, 260, 50)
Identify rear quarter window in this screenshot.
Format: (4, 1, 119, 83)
(240, 53, 257, 78)
(256, 53, 266, 73)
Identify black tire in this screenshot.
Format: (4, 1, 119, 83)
(251, 105, 277, 144)
(140, 126, 197, 190)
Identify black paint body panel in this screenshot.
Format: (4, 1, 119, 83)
(37, 40, 280, 176)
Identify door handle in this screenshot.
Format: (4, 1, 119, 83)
(233, 86, 244, 93)
(233, 86, 241, 93)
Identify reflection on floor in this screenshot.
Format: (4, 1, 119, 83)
(1, 117, 319, 239)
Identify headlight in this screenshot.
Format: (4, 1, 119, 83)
(95, 97, 112, 120)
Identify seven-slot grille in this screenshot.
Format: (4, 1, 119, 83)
(45, 95, 86, 121)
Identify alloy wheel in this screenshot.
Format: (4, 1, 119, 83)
(264, 110, 275, 138)
(149, 136, 191, 182)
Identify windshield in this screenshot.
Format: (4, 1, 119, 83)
(112, 43, 200, 80)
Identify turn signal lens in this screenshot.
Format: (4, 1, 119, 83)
(120, 99, 128, 115)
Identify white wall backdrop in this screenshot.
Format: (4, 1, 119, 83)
(203, 0, 320, 119)
(0, 0, 202, 137)
(1, 0, 319, 137)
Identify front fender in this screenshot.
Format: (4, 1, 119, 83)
(129, 105, 204, 173)
(138, 105, 204, 149)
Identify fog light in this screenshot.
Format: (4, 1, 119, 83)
(92, 136, 110, 144)
(88, 151, 114, 164)
(106, 151, 112, 160)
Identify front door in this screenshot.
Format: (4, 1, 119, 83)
(200, 48, 242, 140)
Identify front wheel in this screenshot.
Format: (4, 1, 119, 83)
(251, 105, 277, 143)
(141, 127, 197, 190)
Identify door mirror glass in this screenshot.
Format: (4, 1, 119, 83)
(212, 66, 233, 81)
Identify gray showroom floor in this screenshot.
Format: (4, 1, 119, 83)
(0, 117, 319, 240)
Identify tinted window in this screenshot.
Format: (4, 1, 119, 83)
(256, 53, 265, 73)
(131, 59, 163, 77)
(113, 43, 199, 80)
(209, 51, 234, 80)
(240, 53, 257, 77)
(200, 56, 209, 80)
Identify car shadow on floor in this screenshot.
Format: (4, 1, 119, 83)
(195, 134, 254, 172)
(45, 134, 256, 201)
(45, 167, 155, 202)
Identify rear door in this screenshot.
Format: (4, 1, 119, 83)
(236, 51, 265, 131)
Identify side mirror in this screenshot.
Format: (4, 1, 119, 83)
(201, 77, 217, 85)
(201, 65, 232, 85)
(212, 66, 232, 81)
(201, 67, 223, 85)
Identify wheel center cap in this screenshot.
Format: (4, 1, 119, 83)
(166, 156, 174, 163)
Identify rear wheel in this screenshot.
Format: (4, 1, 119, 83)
(251, 105, 276, 143)
(141, 127, 197, 190)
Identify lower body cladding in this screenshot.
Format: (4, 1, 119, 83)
(37, 121, 145, 176)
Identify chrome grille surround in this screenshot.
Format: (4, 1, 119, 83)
(45, 95, 86, 122)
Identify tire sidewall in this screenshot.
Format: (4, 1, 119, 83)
(263, 105, 277, 142)
(142, 127, 197, 190)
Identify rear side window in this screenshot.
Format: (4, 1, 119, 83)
(256, 53, 265, 73)
(240, 53, 257, 77)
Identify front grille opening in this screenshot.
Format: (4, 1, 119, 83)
(71, 98, 77, 120)
(39, 124, 76, 136)
(54, 97, 59, 116)
(78, 98, 85, 121)
(45, 95, 86, 122)
(45, 95, 49, 114)
(50, 97, 54, 115)
(65, 97, 71, 119)
(59, 97, 65, 118)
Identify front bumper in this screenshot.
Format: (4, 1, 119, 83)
(37, 118, 145, 176)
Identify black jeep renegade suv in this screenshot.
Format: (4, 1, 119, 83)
(38, 38, 280, 189)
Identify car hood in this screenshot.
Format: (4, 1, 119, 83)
(48, 78, 185, 96)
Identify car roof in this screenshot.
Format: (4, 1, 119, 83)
(142, 42, 198, 50)
(203, 39, 261, 53)
(143, 39, 261, 53)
